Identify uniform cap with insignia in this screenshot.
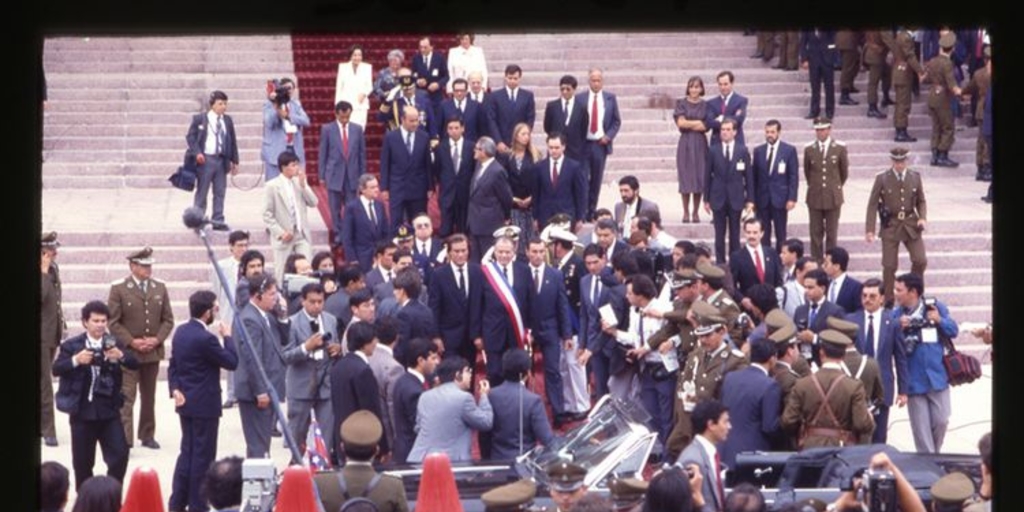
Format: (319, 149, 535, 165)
(546, 461, 588, 492)
(939, 32, 957, 49)
(825, 317, 859, 339)
(769, 320, 798, 345)
(393, 224, 414, 243)
(764, 308, 792, 332)
(480, 479, 537, 511)
(792, 497, 828, 512)
(340, 410, 383, 449)
(818, 329, 853, 348)
(670, 268, 699, 290)
(812, 116, 832, 130)
(607, 477, 648, 508)
(546, 226, 578, 244)
(546, 213, 573, 229)
(493, 225, 522, 240)
(930, 471, 975, 504)
(42, 231, 60, 248)
(695, 261, 725, 279)
(691, 301, 726, 335)
(889, 147, 909, 161)
(398, 74, 415, 88)
(127, 247, 155, 265)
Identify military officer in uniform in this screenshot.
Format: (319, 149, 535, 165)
(865, 147, 928, 302)
(863, 29, 894, 118)
(695, 262, 745, 348)
(107, 247, 174, 450)
(836, 30, 862, 106)
(545, 462, 589, 512)
(930, 472, 976, 512)
(763, 308, 810, 377)
(883, 28, 926, 142)
(803, 117, 849, 262)
(827, 317, 885, 424)
(962, 47, 992, 181)
(607, 477, 647, 512)
(41, 231, 65, 447)
(774, 31, 800, 71)
(481, 479, 539, 512)
(665, 301, 747, 460)
(781, 329, 875, 449)
(926, 32, 963, 167)
(647, 268, 701, 358)
(769, 319, 801, 450)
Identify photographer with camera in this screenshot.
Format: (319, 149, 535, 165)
(827, 451, 926, 512)
(53, 300, 139, 489)
(892, 272, 958, 453)
(262, 77, 310, 181)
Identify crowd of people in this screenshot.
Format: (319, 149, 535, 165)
(40, 28, 993, 512)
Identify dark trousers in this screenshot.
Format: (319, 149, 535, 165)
(194, 154, 227, 223)
(584, 141, 609, 218)
(169, 416, 219, 512)
(639, 365, 676, 451)
(439, 199, 467, 238)
(758, 206, 789, 253)
(589, 348, 611, 399)
(120, 361, 159, 445)
(327, 188, 357, 245)
(238, 400, 275, 458)
(537, 338, 565, 416)
(470, 235, 496, 264)
(41, 345, 57, 438)
(712, 208, 742, 263)
(389, 194, 427, 232)
(808, 63, 836, 117)
(70, 416, 130, 489)
(872, 405, 891, 444)
(485, 350, 505, 387)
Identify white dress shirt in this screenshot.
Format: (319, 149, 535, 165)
(586, 90, 606, 140)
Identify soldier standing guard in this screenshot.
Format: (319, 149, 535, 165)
(926, 32, 964, 167)
(884, 27, 926, 142)
(803, 117, 849, 262)
(41, 231, 65, 447)
(863, 29, 894, 119)
(865, 147, 927, 302)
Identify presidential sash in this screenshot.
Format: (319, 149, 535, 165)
(481, 261, 527, 349)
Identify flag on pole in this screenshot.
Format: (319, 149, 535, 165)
(305, 410, 332, 471)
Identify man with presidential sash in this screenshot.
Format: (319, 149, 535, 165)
(474, 236, 532, 385)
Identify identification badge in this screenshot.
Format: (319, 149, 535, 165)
(736, 162, 746, 171)
(778, 162, 787, 175)
(432, 69, 439, 77)
(922, 327, 939, 343)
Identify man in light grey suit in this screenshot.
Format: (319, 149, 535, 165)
(777, 257, 818, 318)
(676, 399, 732, 512)
(263, 151, 318, 281)
(234, 274, 288, 458)
(213, 230, 249, 409)
(319, 101, 367, 246)
(466, 136, 513, 263)
(367, 317, 404, 453)
(612, 175, 660, 237)
(262, 78, 310, 181)
(283, 283, 342, 458)
(407, 356, 492, 463)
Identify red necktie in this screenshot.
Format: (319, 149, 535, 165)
(590, 95, 599, 134)
(422, 380, 430, 391)
(754, 248, 765, 284)
(976, 30, 984, 58)
(551, 160, 559, 188)
(715, 452, 725, 506)
(342, 124, 349, 158)
(720, 97, 727, 115)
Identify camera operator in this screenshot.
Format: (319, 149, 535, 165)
(892, 272, 958, 453)
(262, 77, 310, 181)
(52, 300, 139, 489)
(826, 451, 926, 512)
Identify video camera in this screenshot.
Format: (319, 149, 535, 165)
(241, 458, 278, 512)
(841, 466, 898, 512)
(282, 271, 331, 297)
(266, 79, 291, 108)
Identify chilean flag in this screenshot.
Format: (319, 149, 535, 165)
(305, 410, 332, 471)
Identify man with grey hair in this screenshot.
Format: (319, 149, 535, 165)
(467, 136, 513, 262)
(381, 106, 432, 232)
(578, 68, 621, 221)
(342, 173, 389, 271)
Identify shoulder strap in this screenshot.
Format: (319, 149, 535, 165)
(336, 471, 351, 501)
(809, 373, 845, 428)
(362, 473, 383, 498)
(854, 357, 867, 380)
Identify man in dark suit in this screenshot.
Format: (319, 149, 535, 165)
(525, 238, 574, 422)
(594, 218, 629, 266)
(186, 90, 239, 226)
(543, 75, 589, 164)
(577, 244, 628, 399)
(233, 274, 288, 459)
(730, 218, 784, 307)
(341, 174, 389, 272)
(675, 399, 731, 512)
(800, 29, 838, 119)
(390, 338, 439, 463)
(705, 71, 749, 146)
(429, 234, 483, 363)
(381, 106, 433, 231)
(412, 36, 449, 129)
(533, 133, 588, 231)
(824, 246, 864, 313)
(704, 117, 753, 264)
(362, 242, 397, 292)
(466, 137, 513, 262)
(319, 101, 367, 246)
(475, 236, 532, 384)
(393, 268, 439, 362)
(719, 338, 781, 468)
(168, 291, 239, 512)
(751, 120, 800, 252)
(411, 213, 445, 267)
(794, 268, 847, 364)
(578, 69, 622, 220)
(53, 301, 138, 489)
(432, 115, 476, 237)
(437, 78, 485, 142)
(486, 64, 535, 152)
(486, 349, 554, 460)
(330, 320, 389, 460)
(847, 278, 908, 444)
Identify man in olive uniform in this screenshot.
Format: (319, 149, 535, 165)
(770, 319, 802, 450)
(40, 231, 65, 447)
(546, 462, 589, 512)
(827, 317, 885, 422)
(781, 329, 875, 449)
(774, 32, 801, 71)
(647, 268, 701, 359)
(665, 301, 747, 460)
(963, 47, 992, 181)
(480, 479, 538, 512)
(607, 477, 647, 512)
(865, 147, 927, 302)
(926, 33, 964, 167)
(883, 28, 926, 142)
(108, 247, 174, 449)
(314, 410, 409, 512)
(929, 472, 976, 512)
(803, 117, 849, 262)
(763, 308, 811, 377)
(863, 29, 894, 118)
(754, 31, 775, 62)
(695, 261, 745, 348)
(836, 30, 862, 106)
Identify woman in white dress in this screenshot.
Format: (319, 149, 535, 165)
(446, 32, 488, 93)
(334, 44, 373, 127)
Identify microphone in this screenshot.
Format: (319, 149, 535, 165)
(182, 207, 230, 231)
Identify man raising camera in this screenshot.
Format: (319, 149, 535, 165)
(262, 77, 310, 181)
(892, 272, 958, 454)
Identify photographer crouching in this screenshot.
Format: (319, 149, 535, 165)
(892, 272, 958, 454)
(825, 451, 927, 512)
(262, 77, 310, 181)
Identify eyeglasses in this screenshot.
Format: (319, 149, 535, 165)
(414, 223, 431, 229)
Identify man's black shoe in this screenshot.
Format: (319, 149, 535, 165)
(141, 439, 161, 449)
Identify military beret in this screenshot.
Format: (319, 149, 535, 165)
(889, 147, 910, 161)
(691, 301, 726, 335)
(546, 462, 587, 492)
(812, 116, 832, 129)
(930, 472, 975, 504)
(393, 224, 414, 243)
(607, 477, 648, 508)
(770, 320, 798, 345)
(340, 410, 383, 449)
(670, 268, 699, 290)
(764, 308, 792, 332)
(826, 317, 859, 339)
(939, 32, 957, 49)
(493, 225, 522, 240)
(481, 479, 536, 511)
(792, 497, 828, 512)
(695, 261, 725, 280)
(818, 329, 853, 347)
(398, 74, 415, 87)
(127, 247, 155, 265)
(41, 231, 60, 248)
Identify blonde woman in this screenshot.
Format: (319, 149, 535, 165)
(447, 32, 488, 93)
(497, 122, 541, 253)
(334, 44, 373, 127)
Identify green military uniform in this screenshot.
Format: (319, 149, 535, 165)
(883, 29, 925, 141)
(481, 479, 539, 512)
(926, 32, 962, 167)
(863, 29, 893, 115)
(827, 317, 886, 412)
(764, 309, 811, 378)
(865, 148, 928, 300)
(769, 318, 802, 450)
(607, 477, 647, 511)
(40, 232, 65, 444)
(107, 247, 174, 447)
(756, 31, 776, 62)
(836, 30, 862, 103)
(962, 54, 991, 176)
(781, 330, 875, 449)
(803, 118, 849, 262)
(314, 410, 410, 512)
(543, 462, 588, 512)
(775, 31, 801, 71)
(665, 302, 747, 458)
(930, 472, 976, 511)
(647, 269, 700, 357)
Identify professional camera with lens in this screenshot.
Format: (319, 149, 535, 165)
(282, 271, 330, 298)
(88, 333, 118, 364)
(267, 79, 291, 107)
(902, 295, 938, 355)
(862, 468, 898, 512)
(88, 334, 120, 398)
